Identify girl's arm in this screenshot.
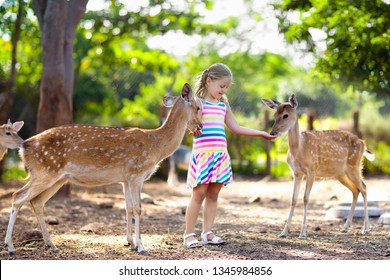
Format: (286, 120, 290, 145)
(225, 107, 278, 140)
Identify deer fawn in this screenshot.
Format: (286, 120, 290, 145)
(5, 83, 202, 255)
(262, 95, 374, 238)
(0, 120, 24, 160)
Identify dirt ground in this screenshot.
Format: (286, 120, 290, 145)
(0, 175, 389, 260)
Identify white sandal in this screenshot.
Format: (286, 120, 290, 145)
(201, 231, 225, 245)
(183, 233, 203, 248)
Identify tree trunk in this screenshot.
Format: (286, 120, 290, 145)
(35, 0, 69, 133)
(64, 0, 89, 110)
(32, 0, 88, 196)
(0, 0, 24, 181)
(306, 108, 316, 131)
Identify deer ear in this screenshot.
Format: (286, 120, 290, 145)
(181, 83, 193, 102)
(12, 121, 24, 132)
(163, 96, 176, 108)
(289, 94, 298, 108)
(262, 98, 280, 109)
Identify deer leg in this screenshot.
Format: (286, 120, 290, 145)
(129, 179, 147, 255)
(336, 174, 359, 233)
(300, 174, 315, 238)
(5, 180, 36, 254)
(344, 171, 370, 234)
(359, 180, 370, 234)
(123, 182, 135, 249)
(167, 156, 178, 187)
(5, 179, 37, 255)
(280, 174, 304, 238)
(29, 178, 68, 252)
(5, 206, 23, 255)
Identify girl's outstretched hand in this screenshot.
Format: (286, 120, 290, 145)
(260, 131, 278, 140)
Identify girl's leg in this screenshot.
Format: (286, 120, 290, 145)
(184, 184, 208, 242)
(202, 183, 223, 240)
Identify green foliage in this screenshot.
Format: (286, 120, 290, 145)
(274, 0, 390, 95)
(1, 150, 27, 181)
(365, 141, 390, 174)
(1, 164, 27, 181)
(1, 0, 390, 181)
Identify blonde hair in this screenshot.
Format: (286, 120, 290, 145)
(194, 63, 233, 106)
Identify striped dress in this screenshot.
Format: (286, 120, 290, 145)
(187, 100, 233, 189)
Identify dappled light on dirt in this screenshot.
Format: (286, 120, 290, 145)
(1, 177, 389, 260)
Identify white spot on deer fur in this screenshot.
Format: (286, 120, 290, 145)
(44, 151, 48, 155)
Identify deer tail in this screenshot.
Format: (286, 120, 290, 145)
(363, 149, 375, 161)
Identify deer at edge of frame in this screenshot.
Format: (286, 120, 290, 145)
(262, 95, 374, 238)
(4, 83, 202, 255)
(0, 120, 24, 160)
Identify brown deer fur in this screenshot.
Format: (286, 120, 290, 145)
(262, 95, 374, 238)
(5, 83, 202, 255)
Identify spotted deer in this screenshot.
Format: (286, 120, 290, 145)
(262, 95, 374, 238)
(0, 120, 24, 160)
(5, 83, 202, 255)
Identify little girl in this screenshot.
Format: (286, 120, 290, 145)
(183, 63, 277, 248)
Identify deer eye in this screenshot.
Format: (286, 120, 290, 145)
(196, 107, 200, 111)
(6, 132, 12, 136)
(282, 114, 288, 119)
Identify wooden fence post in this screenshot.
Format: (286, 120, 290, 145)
(307, 108, 316, 131)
